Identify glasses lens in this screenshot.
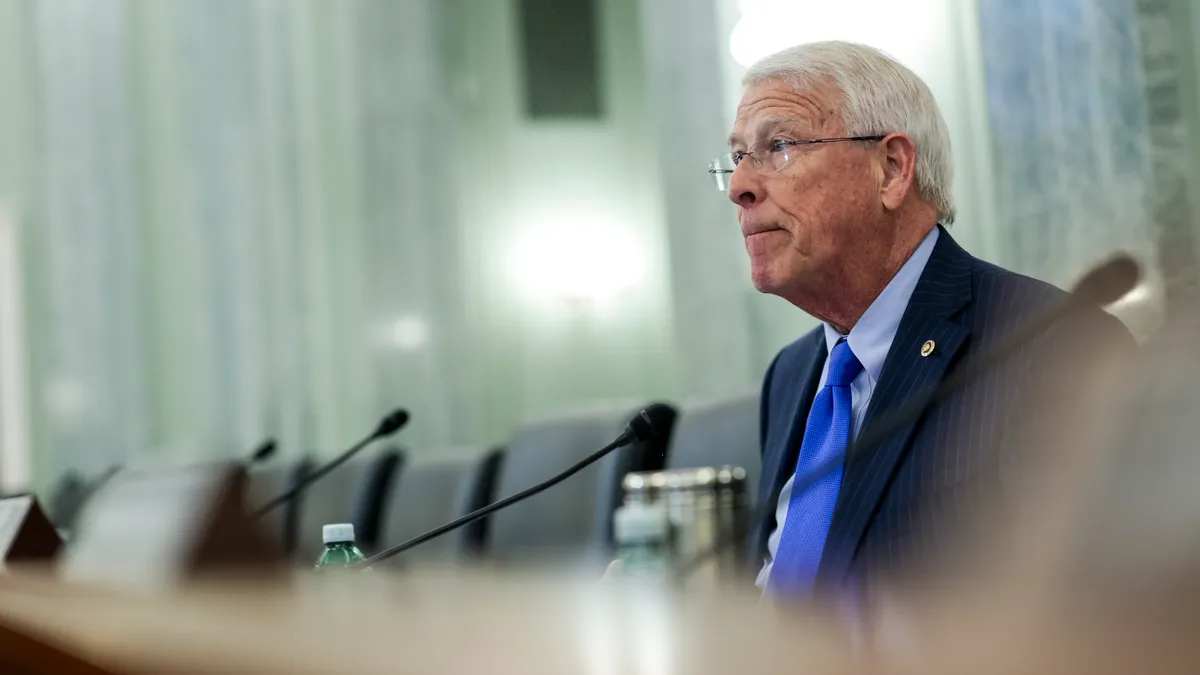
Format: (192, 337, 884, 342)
(709, 154, 736, 191)
(769, 144, 790, 173)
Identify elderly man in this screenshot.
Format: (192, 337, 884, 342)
(710, 42, 1135, 598)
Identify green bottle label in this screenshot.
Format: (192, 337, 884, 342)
(314, 542, 368, 570)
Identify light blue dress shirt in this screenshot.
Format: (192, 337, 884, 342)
(756, 227, 940, 589)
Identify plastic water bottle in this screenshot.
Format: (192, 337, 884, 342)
(313, 523, 367, 570)
(613, 503, 672, 578)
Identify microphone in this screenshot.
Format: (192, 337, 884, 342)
(1071, 253, 1140, 306)
(250, 409, 410, 520)
(247, 438, 278, 466)
(362, 404, 675, 566)
(676, 254, 1141, 578)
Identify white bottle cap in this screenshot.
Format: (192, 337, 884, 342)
(322, 523, 355, 544)
(614, 504, 669, 543)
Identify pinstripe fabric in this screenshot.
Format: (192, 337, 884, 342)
(753, 226, 1136, 596)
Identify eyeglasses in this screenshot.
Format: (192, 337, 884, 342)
(707, 135, 887, 191)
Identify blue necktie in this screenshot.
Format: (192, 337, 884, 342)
(769, 339, 863, 594)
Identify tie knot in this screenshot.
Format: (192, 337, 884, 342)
(827, 340, 863, 387)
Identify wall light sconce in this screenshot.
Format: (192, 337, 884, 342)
(513, 224, 647, 311)
(386, 316, 429, 351)
(729, 0, 932, 68)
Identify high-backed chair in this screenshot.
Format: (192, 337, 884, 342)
(373, 447, 503, 566)
(47, 466, 121, 533)
(665, 391, 762, 499)
(294, 449, 404, 562)
(485, 402, 676, 566)
(46, 471, 87, 530)
(246, 458, 314, 556)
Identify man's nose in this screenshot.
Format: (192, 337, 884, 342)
(727, 159, 764, 208)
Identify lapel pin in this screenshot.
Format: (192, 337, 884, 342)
(920, 340, 936, 358)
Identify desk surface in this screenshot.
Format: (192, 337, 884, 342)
(0, 565, 1196, 675)
(0, 566, 851, 674)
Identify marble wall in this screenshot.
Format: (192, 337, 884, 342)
(975, 0, 1174, 333)
(1133, 0, 1200, 311)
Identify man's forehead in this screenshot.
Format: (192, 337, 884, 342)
(737, 77, 838, 110)
(730, 81, 837, 139)
(727, 115, 800, 145)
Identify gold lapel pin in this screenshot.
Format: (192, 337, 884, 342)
(920, 340, 936, 358)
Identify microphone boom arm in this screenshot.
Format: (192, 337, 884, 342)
(362, 432, 635, 566)
(249, 409, 410, 521)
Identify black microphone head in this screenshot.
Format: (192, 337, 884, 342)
(1072, 253, 1141, 307)
(626, 404, 676, 443)
(250, 439, 277, 464)
(373, 409, 411, 438)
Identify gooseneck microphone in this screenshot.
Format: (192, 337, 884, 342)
(362, 404, 675, 566)
(250, 409, 410, 520)
(675, 253, 1141, 578)
(1071, 253, 1140, 307)
(247, 438, 278, 466)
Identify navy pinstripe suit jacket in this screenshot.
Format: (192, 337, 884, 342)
(753, 226, 1135, 593)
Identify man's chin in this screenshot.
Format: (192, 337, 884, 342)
(749, 268, 783, 295)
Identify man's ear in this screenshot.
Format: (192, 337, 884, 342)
(879, 133, 918, 213)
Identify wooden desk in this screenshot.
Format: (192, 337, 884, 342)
(1, 565, 1197, 675)
(0, 567, 851, 674)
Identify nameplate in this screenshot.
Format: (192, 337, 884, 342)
(0, 495, 62, 568)
(59, 462, 281, 590)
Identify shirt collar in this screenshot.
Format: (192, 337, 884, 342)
(823, 226, 940, 382)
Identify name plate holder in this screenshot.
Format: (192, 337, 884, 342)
(59, 461, 281, 591)
(0, 495, 61, 569)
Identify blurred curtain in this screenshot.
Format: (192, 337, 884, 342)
(0, 0, 471, 486)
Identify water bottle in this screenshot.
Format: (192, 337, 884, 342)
(313, 523, 367, 570)
(613, 503, 672, 577)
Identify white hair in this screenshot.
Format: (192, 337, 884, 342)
(743, 41, 956, 225)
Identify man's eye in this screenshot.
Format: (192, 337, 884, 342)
(732, 152, 747, 166)
(768, 139, 792, 152)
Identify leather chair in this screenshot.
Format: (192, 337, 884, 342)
(246, 458, 314, 556)
(666, 391, 761, 499)
(47, 466, 121, 533)
(46, 471, 87, 530)
(485, 402, 676, 567)
(294, 449, 404, 562)
(373, 447, 503, 566)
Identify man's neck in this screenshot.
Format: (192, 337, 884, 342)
(792, 224, 935, 333)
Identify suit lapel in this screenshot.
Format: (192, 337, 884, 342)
(815, 227, 975, 587)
